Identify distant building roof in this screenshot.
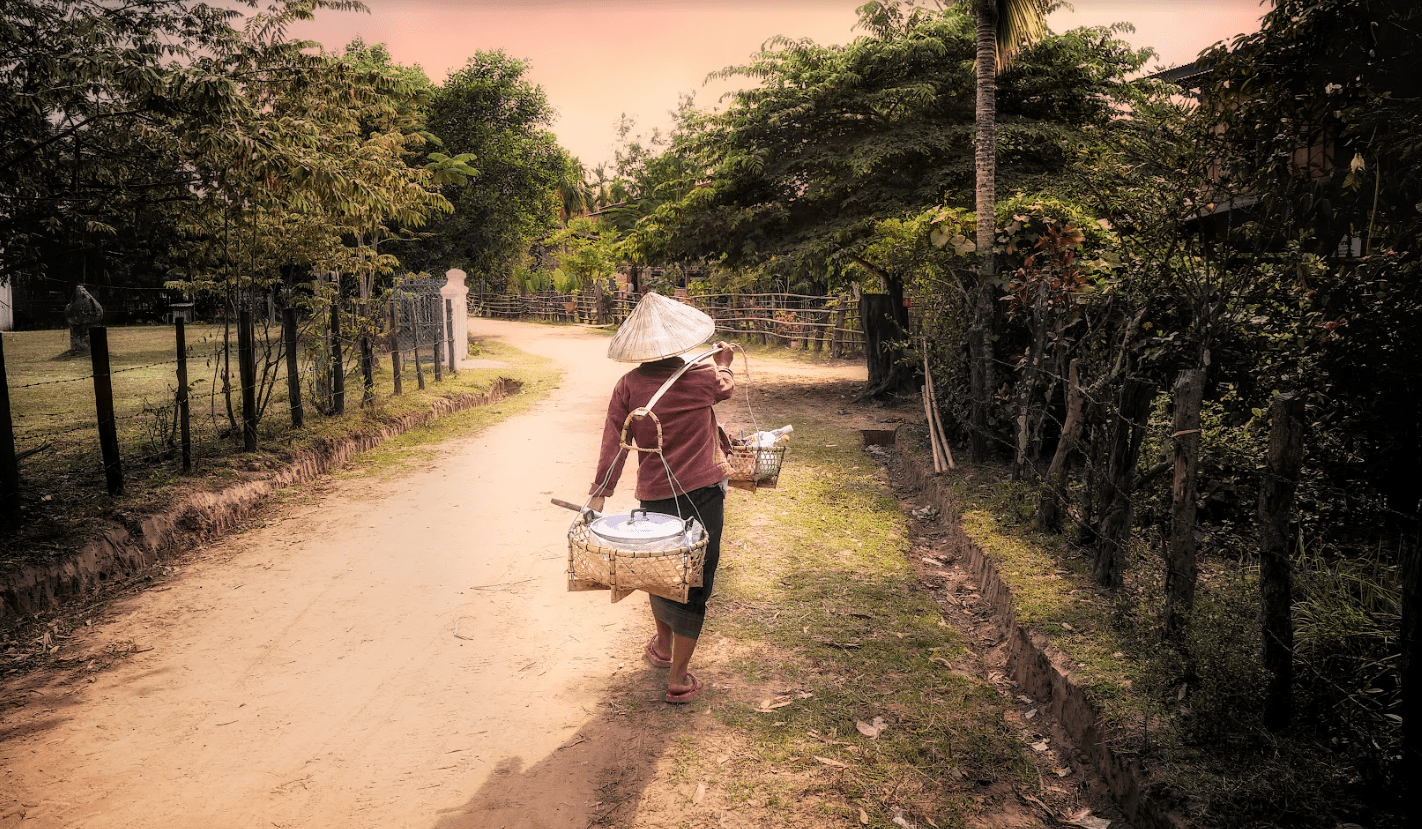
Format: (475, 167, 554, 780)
(1149, 59, 1214, 88)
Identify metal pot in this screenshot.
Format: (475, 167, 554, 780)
(589, 509, 693, 547)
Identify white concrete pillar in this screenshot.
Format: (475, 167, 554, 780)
(440, 268, 470, 360)
(0, 281, 12, 331)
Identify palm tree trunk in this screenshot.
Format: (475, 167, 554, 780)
(969, 0, 1000, 462)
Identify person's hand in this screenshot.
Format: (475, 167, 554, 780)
(713, 341, 735, 368)
(587, 495, 606, 514)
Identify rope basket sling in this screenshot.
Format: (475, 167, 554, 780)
(722, 349, 789, 492)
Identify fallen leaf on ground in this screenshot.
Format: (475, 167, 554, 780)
(859, 808, 870, 825)
(1061, 622, 1074, 631)
(814, 756, 849, 768)
(891, 811, 918, 829)
(693, 782, 706, 804)
(856, 716, 886, 738)
(1024, 708, 1038, 720)
(1016, 694, 1033, 704)
(1066, 810, 1110, 829)
(1053, 767, 1072, 777)
(1030, 740, 1050, 752)
(929, 656, 954, 669)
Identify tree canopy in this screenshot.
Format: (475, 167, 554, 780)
(411, 50, 571, 287)
(622, 4, 1149, 294)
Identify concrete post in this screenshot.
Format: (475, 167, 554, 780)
(441, 269, 469, 362)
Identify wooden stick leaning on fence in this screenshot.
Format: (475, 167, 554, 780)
(923, 383, 943, 473)
(927, 370, 954, 470)
(921, 339, 954, 471)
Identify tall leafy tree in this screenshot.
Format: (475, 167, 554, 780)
(0, 0, 248, 290)
(169, 2, 449, 425)
(416, 50, 568, 289)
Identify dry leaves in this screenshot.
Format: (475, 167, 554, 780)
(1066, 810, 1110, 829)
(855, 716, 886, 738)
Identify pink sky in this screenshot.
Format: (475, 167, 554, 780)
(290, 0, 1267, 168)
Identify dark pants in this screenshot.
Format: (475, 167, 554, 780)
(641, 483, 725, 640)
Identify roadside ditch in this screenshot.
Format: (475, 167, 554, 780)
(886, 439, 1188, 829)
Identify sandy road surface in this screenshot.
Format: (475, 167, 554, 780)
(0, 319, 721, 828)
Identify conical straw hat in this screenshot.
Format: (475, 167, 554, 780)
(607, 292, 717, 362)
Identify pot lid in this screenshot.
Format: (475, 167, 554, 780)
(589, 509, 688, 543)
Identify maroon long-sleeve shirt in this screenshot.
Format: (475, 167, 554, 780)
(589, 358, 736, 501)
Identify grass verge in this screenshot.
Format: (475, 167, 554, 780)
(916, 426, 1402, 829)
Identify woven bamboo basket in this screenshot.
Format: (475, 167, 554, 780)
(566, 517, 707, 604)
(726, 443, 788, 492)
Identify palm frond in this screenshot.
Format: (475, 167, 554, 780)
(996, 0, 1052, 72)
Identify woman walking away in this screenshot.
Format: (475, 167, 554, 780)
(586, 292, 736, 704)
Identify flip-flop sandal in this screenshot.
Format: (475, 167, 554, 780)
(665, 673, 702, 704)
(644, 637, 672, 669)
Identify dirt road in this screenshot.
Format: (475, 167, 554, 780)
(2, 319, 853, 828)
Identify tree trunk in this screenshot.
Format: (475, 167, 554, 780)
(969, 0, 999, 463)
(967, 283, 996, 461)
(1036, 358, 1082, 532)
(1012, 295, 1049, 480)
(1092, 377, 1155, 589)
(1164, 369, 1206, 640)
(1259, 392, 1305, 731)
(859, 292, 911, 399)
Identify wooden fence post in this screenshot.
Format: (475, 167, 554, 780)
(89, 326, 124, 496)
(409, 297, 426, 391)
(360, 331, 374, 405)
(389, 299, 402, 396)
(330, 301, 345, 415)
(238, 308, 257, 451)
(1164, 368, 1206, 640)
(175, 319, 192, 471)
(445, 298, 457, 374)
(430, 295, 443, 383)
(1036, 359, 1082, 532)
(0, 333, 20, 521)
(1092, 377, 1155, 589)
(283, 307, 304, 429)
(1260, 392, 1305, 731)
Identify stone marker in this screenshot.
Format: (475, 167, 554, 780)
(65, 286, 104, 356)
(441, 269, 469, 361)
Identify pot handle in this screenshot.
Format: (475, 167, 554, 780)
(551, 497, 600, 522)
